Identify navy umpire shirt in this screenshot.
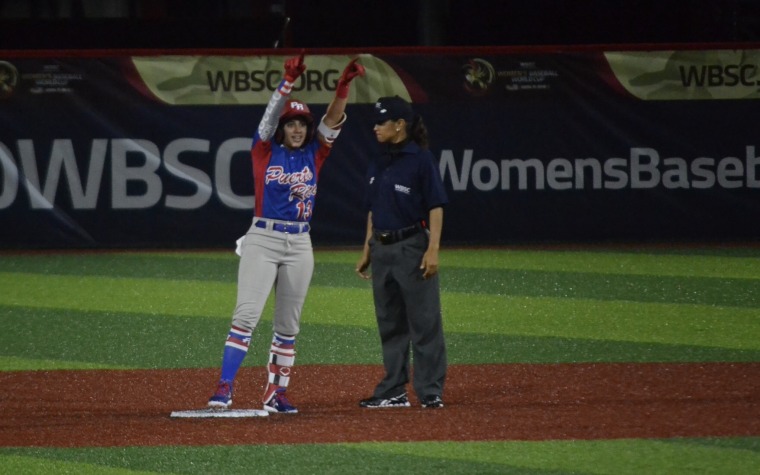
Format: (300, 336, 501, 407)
(364, 140, 448, 231)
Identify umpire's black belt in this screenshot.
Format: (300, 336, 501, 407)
(373, 224, 422, 245)
(255, 218, 310, 234)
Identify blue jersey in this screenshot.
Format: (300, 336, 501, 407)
(251, 132, 331, 222)
(364, 141, 448, 230)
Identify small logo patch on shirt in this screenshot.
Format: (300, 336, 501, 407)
(394, 184, 411, 194)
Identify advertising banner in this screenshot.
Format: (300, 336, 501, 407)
(1, 48, 758, 249)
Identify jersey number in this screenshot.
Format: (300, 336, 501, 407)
(296, 200, 313, 220)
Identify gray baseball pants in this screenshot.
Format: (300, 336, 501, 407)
(369, 231, 447, 400)
(232, 219, 314, 336)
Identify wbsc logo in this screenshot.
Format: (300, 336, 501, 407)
(0, 61, 18, 99)
(679, 63, 760, 88)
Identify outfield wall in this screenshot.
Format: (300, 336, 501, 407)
(1, 46, 759, 248)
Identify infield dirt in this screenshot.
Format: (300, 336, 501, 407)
(1, 363, 759, 447)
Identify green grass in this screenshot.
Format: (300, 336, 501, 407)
(1, 438, 759, 474)
(1, 247, 759, 473)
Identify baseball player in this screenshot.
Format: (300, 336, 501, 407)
(208, 52, 365, 413)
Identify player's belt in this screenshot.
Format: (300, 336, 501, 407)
(254, 219, 310, 234)
(373, 224, 422, 245)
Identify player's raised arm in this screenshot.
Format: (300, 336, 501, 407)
(317, 57, 365, 144)
(258, 51, 306, 142)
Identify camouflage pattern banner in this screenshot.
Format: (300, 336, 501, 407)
(0, 48, 759, 249)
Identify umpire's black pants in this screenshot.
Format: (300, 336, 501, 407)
(369, 231, 447, 400)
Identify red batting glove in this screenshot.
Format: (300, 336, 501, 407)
(283, 51, 306, 83)
(336, 57, 365, 99)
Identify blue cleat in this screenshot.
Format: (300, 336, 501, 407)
(263, 388, 298, 414)
(208, 380, 233, 409)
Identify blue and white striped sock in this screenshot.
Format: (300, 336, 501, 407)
(219, 325, 252, 382)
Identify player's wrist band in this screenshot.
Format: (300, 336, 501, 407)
(279, 79, 294, 95)
(318, 113, 346, 143)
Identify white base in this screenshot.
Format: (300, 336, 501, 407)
(170, 408, 269, 418)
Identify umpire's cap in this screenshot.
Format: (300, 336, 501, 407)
(374, 95, 413, 123)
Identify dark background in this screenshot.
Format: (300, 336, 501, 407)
(2, 0, 760, 50)
(2, 1, 760, 248)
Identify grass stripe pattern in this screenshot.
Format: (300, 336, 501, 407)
(1, 247, 758, 473)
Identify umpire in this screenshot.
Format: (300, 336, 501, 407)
(355, 95, 448, 409)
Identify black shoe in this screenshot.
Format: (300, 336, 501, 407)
(359, 392, 411, 408)
(421, 395, 444, 408)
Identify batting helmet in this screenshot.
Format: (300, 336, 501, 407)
(275, 98, 315, 144)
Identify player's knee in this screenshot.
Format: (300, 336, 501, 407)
(273, 323, 300, 337)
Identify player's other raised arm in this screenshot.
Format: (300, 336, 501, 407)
(318, 57, 365, 144)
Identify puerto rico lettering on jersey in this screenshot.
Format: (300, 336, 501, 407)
(265, 165, 315, 187)
(266, 165, 317, 206)
(251, 130, 329, 222)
